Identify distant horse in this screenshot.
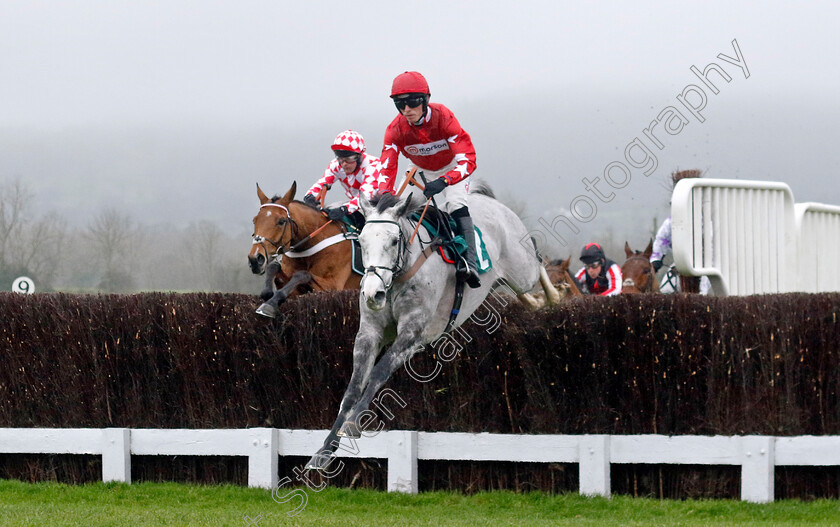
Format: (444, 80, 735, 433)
(621, 240, 659, 294)
(248, 182, 361, 318)
(532, 256, 582, 306)
(545, 257, 583, 297)
(305, 190, 560, 469)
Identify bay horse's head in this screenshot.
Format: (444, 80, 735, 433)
(544, 256, 582, 298)
(620, 240, 658, 294)
(357, 193, 415, 311)
(248, 182, 298, 275)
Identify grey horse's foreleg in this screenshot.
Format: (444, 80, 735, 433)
(255, 270, 313, 318)
(339, 326, 424, 438)
(305, 329, 382, 470)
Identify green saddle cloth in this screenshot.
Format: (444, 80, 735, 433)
(408, 211, 491, 274)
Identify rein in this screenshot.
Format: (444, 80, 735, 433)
(364, 214, 465, 334)
(362, 219, 408, 290)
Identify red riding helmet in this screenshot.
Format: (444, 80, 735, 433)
(391, 71, 430, 97)
(580, 243, 606, 264)
(330, 130, 366, 154)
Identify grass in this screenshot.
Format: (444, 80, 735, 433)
(1, 479, 839, 526)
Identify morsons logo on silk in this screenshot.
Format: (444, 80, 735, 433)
(405, 139, 450, 156)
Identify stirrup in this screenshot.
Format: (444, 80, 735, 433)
(465, 269, 481, 288)
(456, 265, 481, 288)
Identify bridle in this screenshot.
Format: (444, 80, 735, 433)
(252, 203, 299, 260)
(662, 264, 680, 291)
(361, 219, 408, 290)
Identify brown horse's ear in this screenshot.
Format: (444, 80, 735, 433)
(624, 241, 633, 258)
(644, 238, 654, 259)
(281, 181, 297, 203)
(257, 183, 270, 205)
(560, 257, 570, 272)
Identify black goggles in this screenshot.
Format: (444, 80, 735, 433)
(393, 95, 426, 111)
(335, 151, 360, 162)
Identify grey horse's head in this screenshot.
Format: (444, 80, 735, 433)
(357, 193, 416, 310)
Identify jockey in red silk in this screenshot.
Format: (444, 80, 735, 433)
(379, 71, 481, 288)
(304, 130, 387, 228)
(575, 242, 623, 296)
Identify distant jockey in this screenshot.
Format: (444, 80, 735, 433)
(379, 71, 481, 288)
(575, 243, 623, 296)
(650, 169, 711, 295)
(303, 130, 387, 229)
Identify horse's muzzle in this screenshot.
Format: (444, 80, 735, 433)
(248, 253, 266, 275)
(361, 279, 387, 311)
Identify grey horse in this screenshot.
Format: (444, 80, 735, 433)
(305, 189, 559, 470)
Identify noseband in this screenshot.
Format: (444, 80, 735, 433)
(622, 256, 655, 292)
(252, 203, 299, 259)
(362, 219, 408, 290)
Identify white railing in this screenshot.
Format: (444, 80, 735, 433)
(795, 202, 840, 292)
(671, 178, 797, 296)
(3, 428, 840, 503)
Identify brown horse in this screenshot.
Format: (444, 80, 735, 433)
(531, 256, 582, 306)
(545, 257, 583, 297)
(620, 240, 659, 294)
(248, 182, 361, 318)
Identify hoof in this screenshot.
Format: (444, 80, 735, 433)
(337, 421, 361, 438)
(255, 303, 278, 318)
(305, 453, 332, 471)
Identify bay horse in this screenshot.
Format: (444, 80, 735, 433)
(305, 189, 560, 470)
(248, 182, 361, 318)
(545, 257, 583, 297)
(620, 240, 659, 294)
(531, 256, 582, 306)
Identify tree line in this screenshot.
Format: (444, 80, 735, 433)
(1, 177, 654, 295)
(0, 178, 260, 294)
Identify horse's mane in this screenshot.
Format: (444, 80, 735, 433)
(270, 194, 320, 211)
(369, 193, 425, 218)
(370, 193, 399, 213)
(469, 179, 496, 199)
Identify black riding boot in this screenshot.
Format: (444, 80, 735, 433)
(453, 212, 481, 289)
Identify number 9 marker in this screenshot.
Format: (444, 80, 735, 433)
(12, 276, 35, 294)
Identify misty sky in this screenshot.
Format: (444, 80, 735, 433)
(2, 2, 839, 255)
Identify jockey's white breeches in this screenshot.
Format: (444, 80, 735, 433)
(412, 160, 470, 213)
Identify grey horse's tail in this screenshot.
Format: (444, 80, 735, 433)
(468, 179, 496, 199)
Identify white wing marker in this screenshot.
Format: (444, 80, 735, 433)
(12, 276, 34, 294)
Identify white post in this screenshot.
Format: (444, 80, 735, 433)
(579, 435, 610, 497)
(102, 428, 131, 484)
(740, 435, 774, 503)
(248, 428, 279, 489)
(387, 430, 418, 493)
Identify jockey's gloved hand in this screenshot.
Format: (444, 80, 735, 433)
(303, 194, 319, 207)
(423, 178, 448, 199)
(326, 206, 348, 221)
(651, 259, 663, 272)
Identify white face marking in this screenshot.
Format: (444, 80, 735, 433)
(266, 211, 272, 217)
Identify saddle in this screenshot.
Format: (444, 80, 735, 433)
(408, 208, 491, 273)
